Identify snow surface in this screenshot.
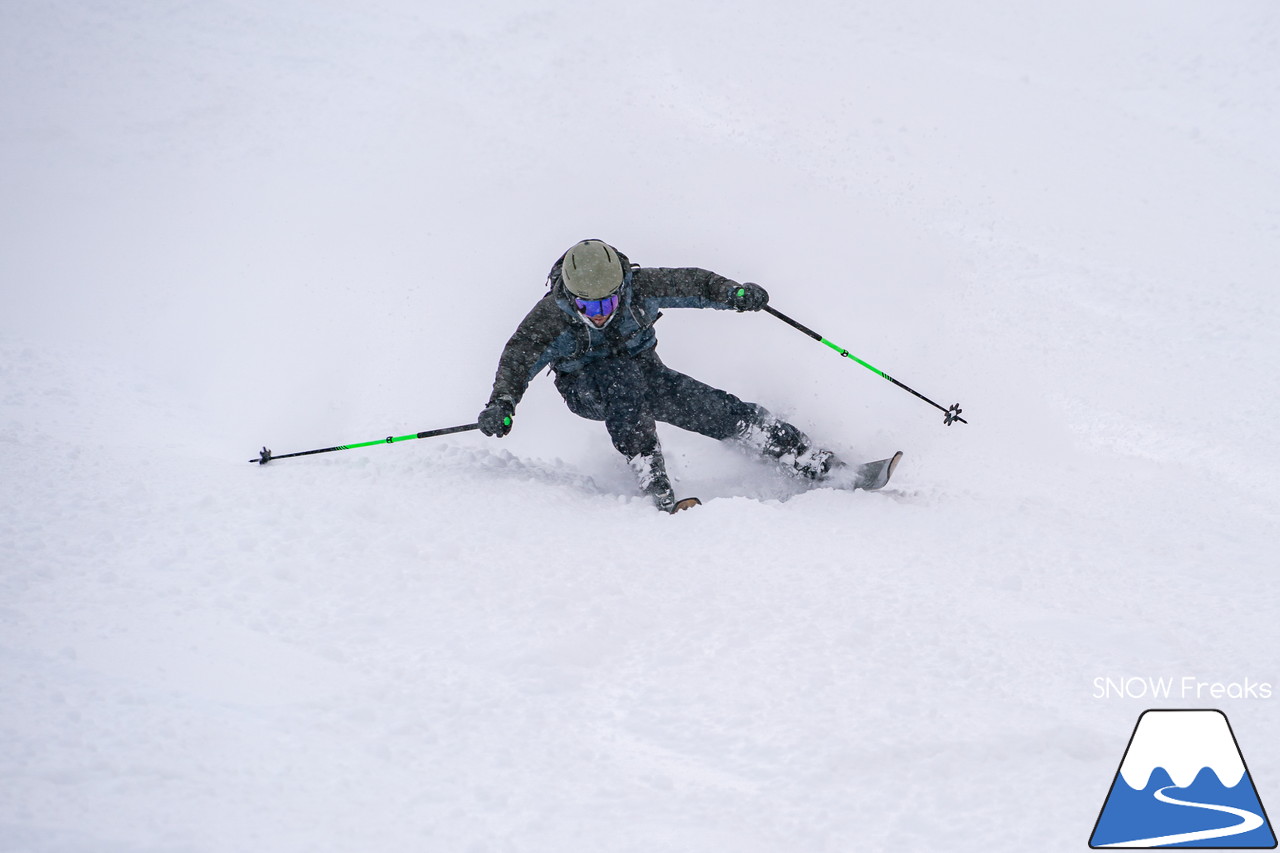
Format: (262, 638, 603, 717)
(2, 2, 1279, 851)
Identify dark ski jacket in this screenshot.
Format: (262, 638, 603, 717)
(486, 250, 742, 408)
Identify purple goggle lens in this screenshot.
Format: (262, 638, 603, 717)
(574, 293, 620, 318)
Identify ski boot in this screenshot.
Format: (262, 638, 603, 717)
(736, 416, 842, 481)
(628, 450, 678, 513)
(792, 444, 844, 480)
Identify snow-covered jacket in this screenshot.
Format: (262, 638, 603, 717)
(486, 251, 742, 408)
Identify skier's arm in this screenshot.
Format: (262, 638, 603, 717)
(486, 296, 569, 409)
(636, 267, 768, 311)
(480, 299, 569, 438)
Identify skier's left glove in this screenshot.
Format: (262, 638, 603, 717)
(726, 281, 769, 312)
(478, 398, 515, 437)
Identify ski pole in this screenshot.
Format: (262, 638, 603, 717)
(250, 422, 480, 464)
(763, 305, 967, 426)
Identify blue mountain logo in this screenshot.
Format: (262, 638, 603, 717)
(1090, 709, 1276, 848)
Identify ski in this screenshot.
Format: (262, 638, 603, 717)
(660, 451, 900, 512)
(850, 450, 903, 491)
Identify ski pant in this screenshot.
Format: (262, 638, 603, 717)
(553, 348, 789, 459)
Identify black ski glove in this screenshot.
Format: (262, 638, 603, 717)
(726, 281, 769, 312)
(478, 399, 515, 437)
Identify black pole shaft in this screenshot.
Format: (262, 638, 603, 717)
(763, 305, 823, 341)
(414, 423, 482, 440)
(251, 423, 480, 464)
(763, 305, 967, 425)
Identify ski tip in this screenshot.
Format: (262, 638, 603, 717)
(672, 497, 702, 513)
(853, 451, 904, 491)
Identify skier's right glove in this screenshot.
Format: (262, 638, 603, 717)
(726, 281, 769, 312)
(477, 399, 515, 437)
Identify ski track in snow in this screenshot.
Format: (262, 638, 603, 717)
(3, 2, 1279, 852)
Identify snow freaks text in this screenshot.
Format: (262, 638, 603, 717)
(1092, 676, 1274, 701)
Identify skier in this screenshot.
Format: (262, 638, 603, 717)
(477, 239, 843, 512)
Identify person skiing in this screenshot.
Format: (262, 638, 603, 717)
(477, 239, 843, 512)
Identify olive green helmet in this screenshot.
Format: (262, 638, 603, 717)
(561, 239, 625, 299)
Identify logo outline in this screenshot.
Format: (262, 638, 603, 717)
(1089, 708, 1277, 849)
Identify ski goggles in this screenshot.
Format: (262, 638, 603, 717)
(574, 293, 621, 319)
